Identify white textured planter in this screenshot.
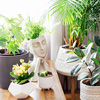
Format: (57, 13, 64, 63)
(8, 82, 34, 99)
(38, 71, 54, 89)
(55, 45, 89, 76)
(80, 78, 100, 100)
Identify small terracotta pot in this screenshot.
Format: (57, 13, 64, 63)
(38, 71, 54, 89)
(80, 78, 100, 100)
(8, 82, 34, 99)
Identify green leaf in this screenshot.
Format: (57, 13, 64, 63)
(86, 36, 92, 45)
(89, 52, 97, 66)
(85, 43, 93, 57)
(66, 56, 79, 63)
(74, 48, 85, 59)
(97, 46, 100, 58)
(0, 42, 5, 47)
(19, 79, 29, 84)
(93, 35, 100, 46)
(19, 72, 34, 84)
(93, 67, 100, 76)
(90, 74, 100, 85)
(71, 63, 83, 76)
(77, 72, 89, 80)
(91, 58, 100, 66)
(10, 72, 20, 80)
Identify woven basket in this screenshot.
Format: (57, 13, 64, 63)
(80, 78, 100, 100)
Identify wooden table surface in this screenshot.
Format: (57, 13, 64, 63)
(0, 60, 66, 100)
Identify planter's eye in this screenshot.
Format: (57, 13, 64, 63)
(32, 42, 40, 48)
(42, 40, 46, 45)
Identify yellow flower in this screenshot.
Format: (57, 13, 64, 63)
(20, 59, 24, 63)
(21, 75, 23, 77)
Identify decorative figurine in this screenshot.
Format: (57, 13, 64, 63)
(28, 35, 49, 81)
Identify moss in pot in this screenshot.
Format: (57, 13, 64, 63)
(38, 71, 54, 90)
(66, 35, 100, 100)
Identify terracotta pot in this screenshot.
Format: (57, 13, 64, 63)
(8, 82, 34, 99)
(80, 78, 100, 100)
(38, 71, 54, 89)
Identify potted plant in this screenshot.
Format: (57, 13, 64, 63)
(66, 35, 100, 100)
(38, 71, 54, 90)
(49, 0, 99, 74)
(24, 17, 51, 81)
(8, 59, 34, 99)
(0, 15, 29, 89)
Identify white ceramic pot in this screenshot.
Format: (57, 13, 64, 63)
(8, 82, 34, 99)
(38, 71, 54, 89)
(80, 78, 100, 100)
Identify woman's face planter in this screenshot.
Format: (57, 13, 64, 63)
(29, 35, 47, 58)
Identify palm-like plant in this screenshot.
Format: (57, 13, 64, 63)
(49, 0, 100, 48)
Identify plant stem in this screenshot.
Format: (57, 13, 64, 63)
(74, 52, 81, 58)
(88, 68, 92, 77)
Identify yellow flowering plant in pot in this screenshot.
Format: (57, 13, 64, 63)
(8, 59, 34, 99)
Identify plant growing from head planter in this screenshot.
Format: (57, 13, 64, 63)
(0, 14, 24, 55)
(0, 15, 29, 89)
(66, 35, 100, 86)
(24, 17, 50, 40)
(8, 59, 34, 99)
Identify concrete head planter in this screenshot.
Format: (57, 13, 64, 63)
(28, 35, 49, 81)
(38, 71, 54, 90)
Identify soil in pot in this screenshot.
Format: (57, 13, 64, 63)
(83, 79, 100, 86)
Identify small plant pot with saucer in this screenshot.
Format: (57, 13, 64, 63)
(8, 59, 34, 99)
(38, 71, 54, 90)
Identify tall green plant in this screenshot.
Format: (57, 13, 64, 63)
(49, 0, 100, 48)
(0, 15, 24, 55)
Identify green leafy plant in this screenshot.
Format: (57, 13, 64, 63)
(10, 59, 34, 84)
(39, 71, 52, 77)
(0, 15, 24, 55)
(49, 0, 100, 49)
(66, 35, 100, 86)
(39, 71, 48, 77)
(24, 17, 49, 40)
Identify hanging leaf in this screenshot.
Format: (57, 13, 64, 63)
(90, 74, 100, 85)
(93, 67, 100, 76)
(91, 58, 100, 66)
(66, 56, 79, 63)
(71, 63, 83, 76)
(85, 43, 93, 57)
(77, 72, 89, 80)
(89, 52, 97, 66)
